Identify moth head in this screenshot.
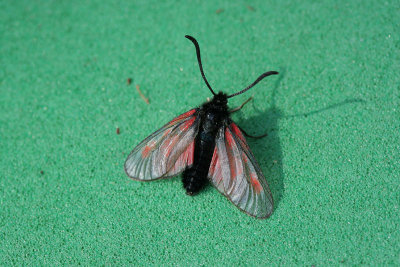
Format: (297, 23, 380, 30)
(213, 91, 228, 105)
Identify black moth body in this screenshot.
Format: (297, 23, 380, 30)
(124, 35, 278, 219)
(182, 93, 229, 195)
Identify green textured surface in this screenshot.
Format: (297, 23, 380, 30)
(1, 0, 399, 265)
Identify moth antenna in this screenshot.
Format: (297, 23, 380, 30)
(185, 35, 216, 96)
(227, 71, 279, 98)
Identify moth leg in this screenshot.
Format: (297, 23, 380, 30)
(229, 96, 253, 114)
(237, 124, 268, 139)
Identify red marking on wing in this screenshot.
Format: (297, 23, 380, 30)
(163, 116, 196, 160)
(230, 123, 242, 139)
(141, 141, 156, 158)
(180, 117, 196, 131)
(161, 136, 177, 158)
(207, 124, 273, 217)
(142, 145, 152, 158)
(225, 130, 237, 180)
(179, 140, 195, 166)
(162, 128, 173, 138)
(209, 147, 223, 185)
(166, 140, 195, 176)
(250, 173, 262, 194)
(230, 123, 248, 148)
(187, 141, 194, 165)
(163, 135, 179, 159)
(231, 125, 262, 193)
(225, 129, 235, 147)
(209, 148, 218, 176)
(169, 109, 196, 125)
(242, 152, 248, 163)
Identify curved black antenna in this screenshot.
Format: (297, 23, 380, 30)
(228, 71, 279, 98)
(185, 35, 216, 96)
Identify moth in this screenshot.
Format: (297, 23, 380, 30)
(124, 35, 278, 219)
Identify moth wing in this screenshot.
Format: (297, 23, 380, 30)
(124, 109, 199, 181)
(208, 122, 273, 219)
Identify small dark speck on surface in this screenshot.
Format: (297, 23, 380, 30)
(247, 5, 255, 11)
(116, 127, 120, 135)
(216, 8, 224, 14)
(127, 78, 132, 85)
(40, 170, 44, 175)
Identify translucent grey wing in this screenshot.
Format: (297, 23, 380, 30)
(124, 109, 199, 181)
(208, 122, 273, 219)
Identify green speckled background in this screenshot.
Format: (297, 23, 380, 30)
(1, 0, 399, 265)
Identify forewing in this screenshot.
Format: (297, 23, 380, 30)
(208, 122, 273, 219)
(124, 109, 199, 181)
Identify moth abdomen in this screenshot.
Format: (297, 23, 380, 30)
(182, 168, 207, 195)
(182, 119, 217, 195)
